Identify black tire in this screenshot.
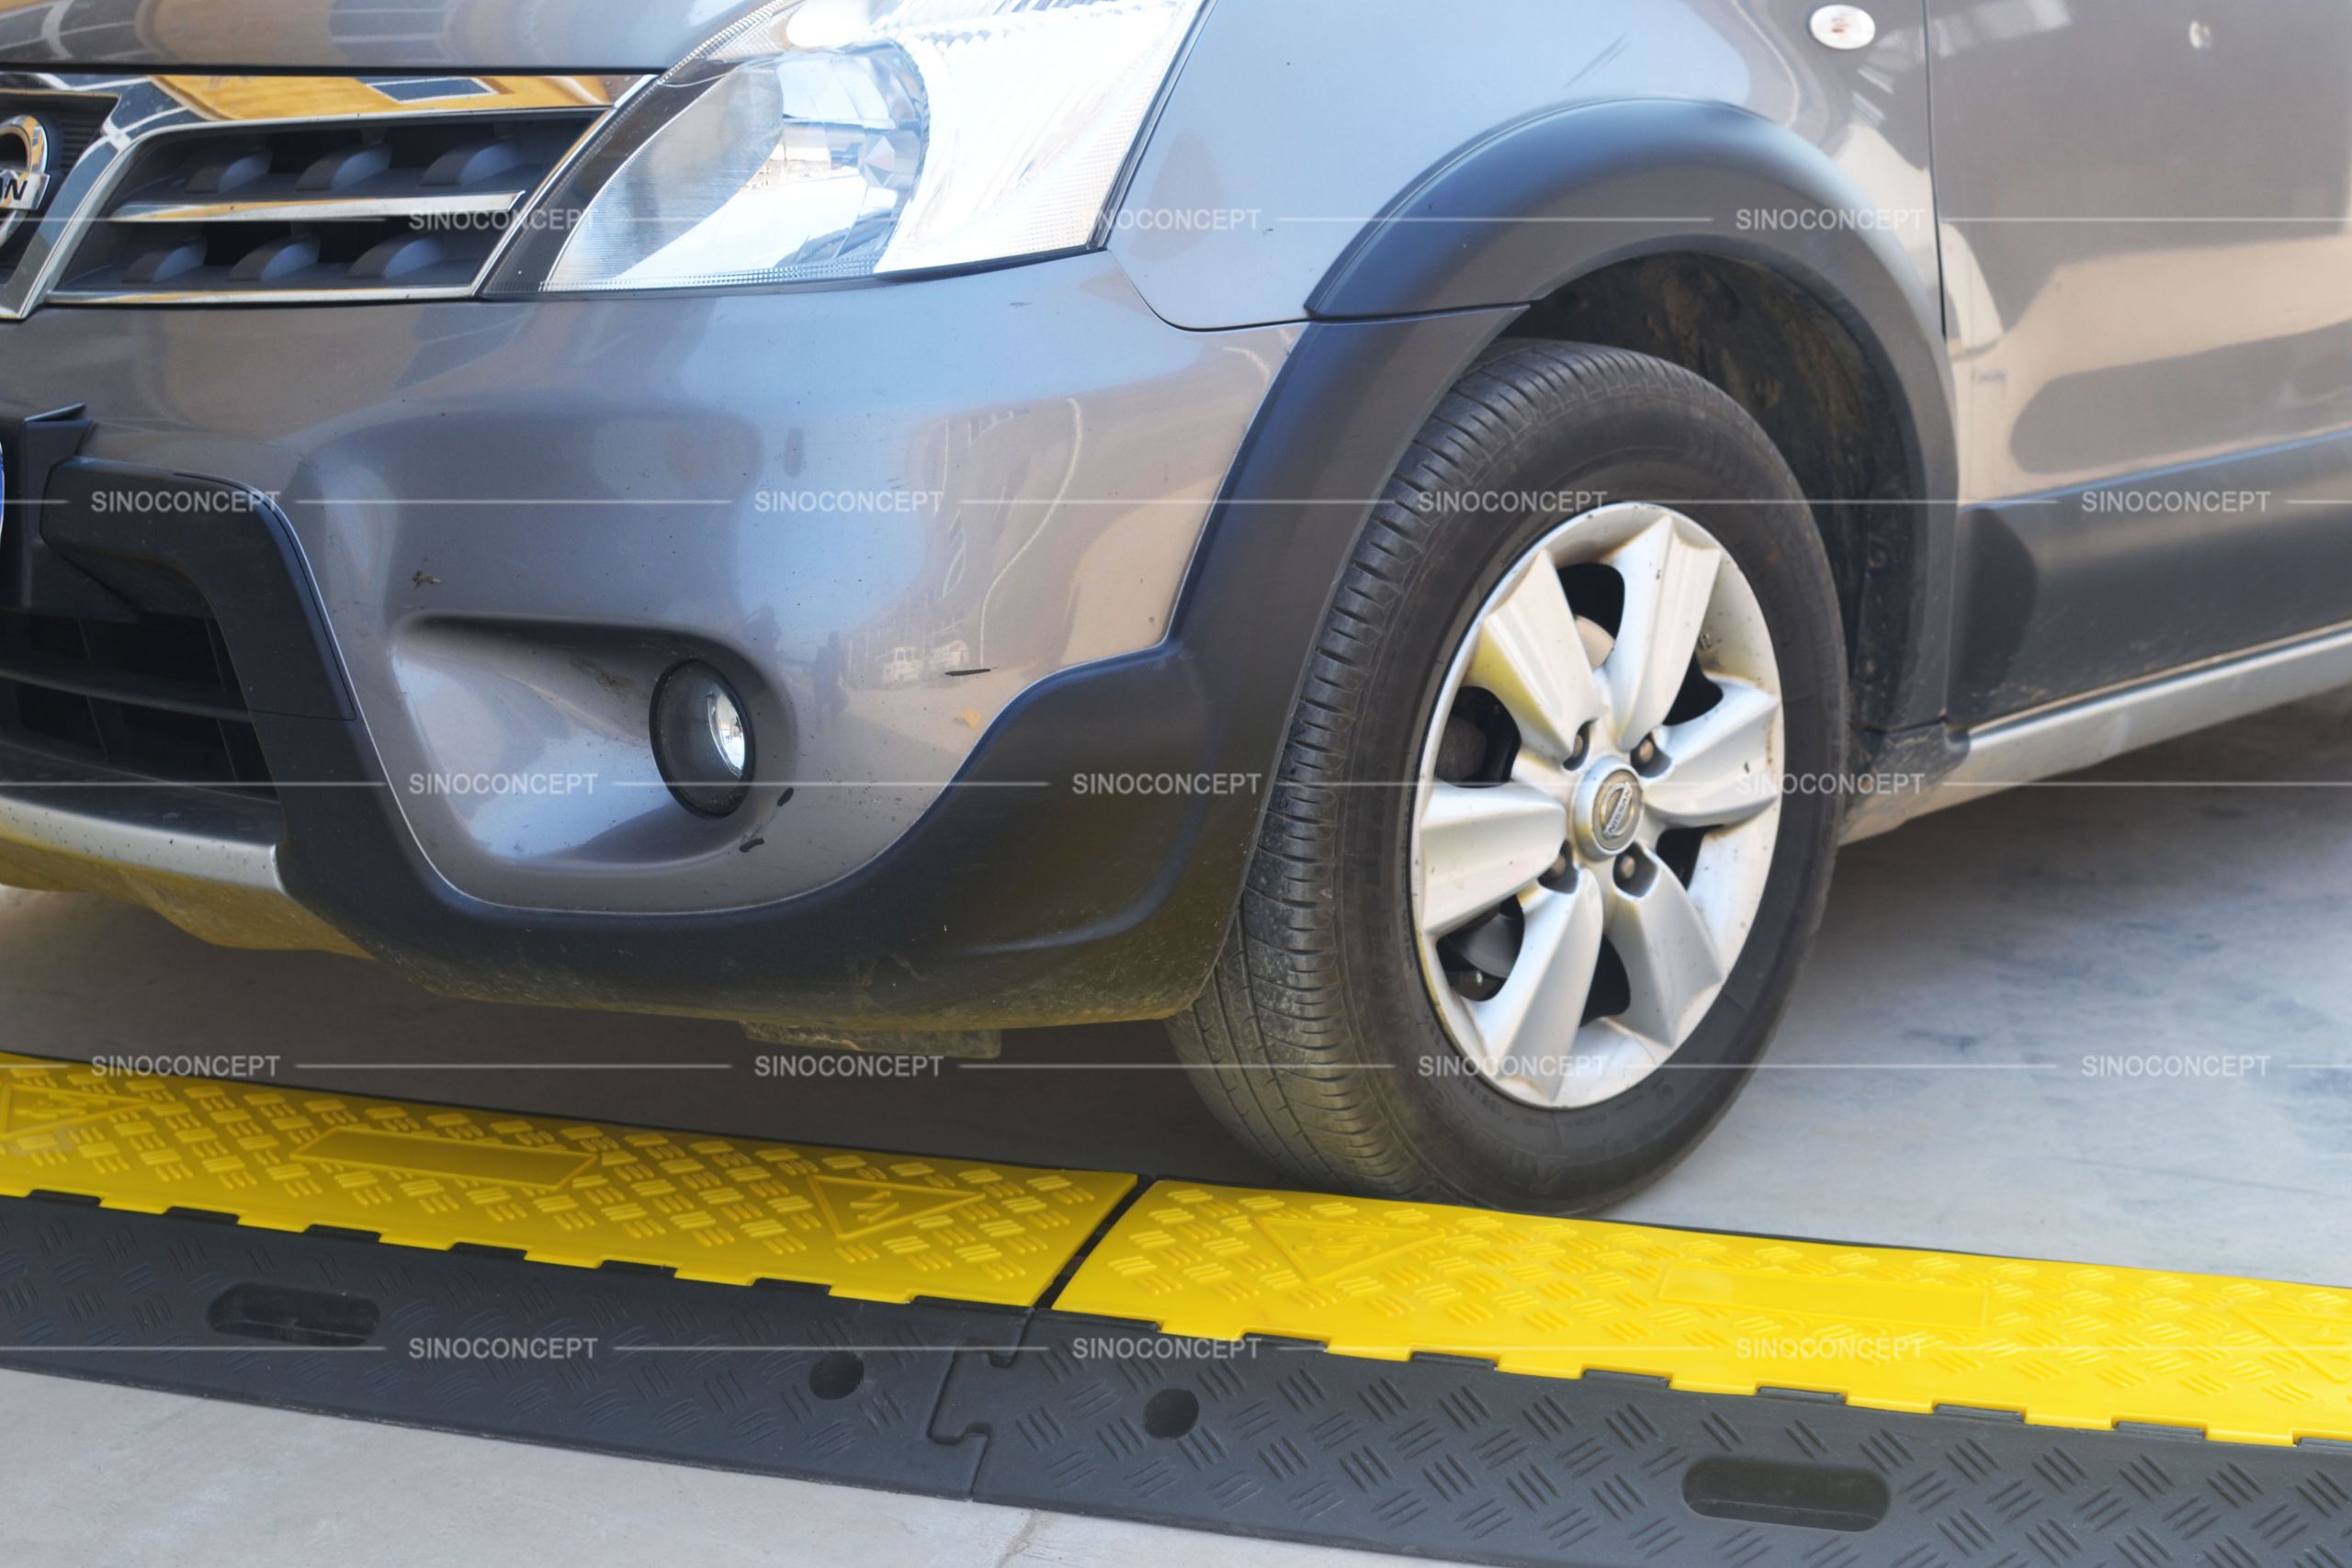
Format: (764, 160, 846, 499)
(1167, 340, 1848, 1213)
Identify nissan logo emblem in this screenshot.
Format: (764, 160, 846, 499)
(0, 113, 55, 249)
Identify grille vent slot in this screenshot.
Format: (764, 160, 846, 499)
(0, 608, 273, 796)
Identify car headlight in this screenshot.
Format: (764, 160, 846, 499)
(486, 0, 1210, 294)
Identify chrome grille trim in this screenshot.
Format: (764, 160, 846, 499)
(110, 189, 525, 223)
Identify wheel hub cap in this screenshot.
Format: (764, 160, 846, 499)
(1577, 765, 1645, 859)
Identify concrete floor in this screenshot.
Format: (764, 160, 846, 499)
(5, 692, 2351, 1566)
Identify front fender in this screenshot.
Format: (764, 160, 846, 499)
(1313, 98, 1961, 741)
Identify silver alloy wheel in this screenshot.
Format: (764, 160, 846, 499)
(1409, 502, 1785, 1111)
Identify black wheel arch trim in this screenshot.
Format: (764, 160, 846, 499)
(1313, 97, 1962, 747)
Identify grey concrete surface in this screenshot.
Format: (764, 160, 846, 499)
(4, 693, 2351, 1565)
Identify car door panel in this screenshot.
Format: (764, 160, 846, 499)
(1929, 0, 2352, 722)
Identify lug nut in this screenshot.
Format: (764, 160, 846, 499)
(1568, 726, 1592, 767)
(1615, 852, 1642, 887)
(1633, 737, 1659, 767)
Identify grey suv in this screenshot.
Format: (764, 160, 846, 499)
(1, 0, 2345, 1213)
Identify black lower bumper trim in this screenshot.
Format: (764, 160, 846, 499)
(5, 1196, 2345, 1567)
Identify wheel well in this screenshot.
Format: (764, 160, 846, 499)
(1506, 253, 1917, 722)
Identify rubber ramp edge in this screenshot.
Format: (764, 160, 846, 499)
(5, 1196, 2349, 1568)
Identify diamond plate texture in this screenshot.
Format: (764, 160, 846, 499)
(10, 1196, 2352, 1568)
(947, 1315, 2352, 1568)
(0, 1196, 1012, 1493)
(0, 1053, 1132, 1304)
(1059, 1183, 2352, 1447)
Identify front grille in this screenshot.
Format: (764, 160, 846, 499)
(51, 107, 598, 301)
(0, 608, 273, 795)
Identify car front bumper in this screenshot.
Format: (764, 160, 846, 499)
(0, 245, 1513, 1029)
(2, 250, 1291, 903)
(0, 253, 1317, 1025)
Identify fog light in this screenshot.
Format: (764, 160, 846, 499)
(651, 660, 754, 817)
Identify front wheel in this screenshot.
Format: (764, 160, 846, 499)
(1169, 341, 1849, 1213)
